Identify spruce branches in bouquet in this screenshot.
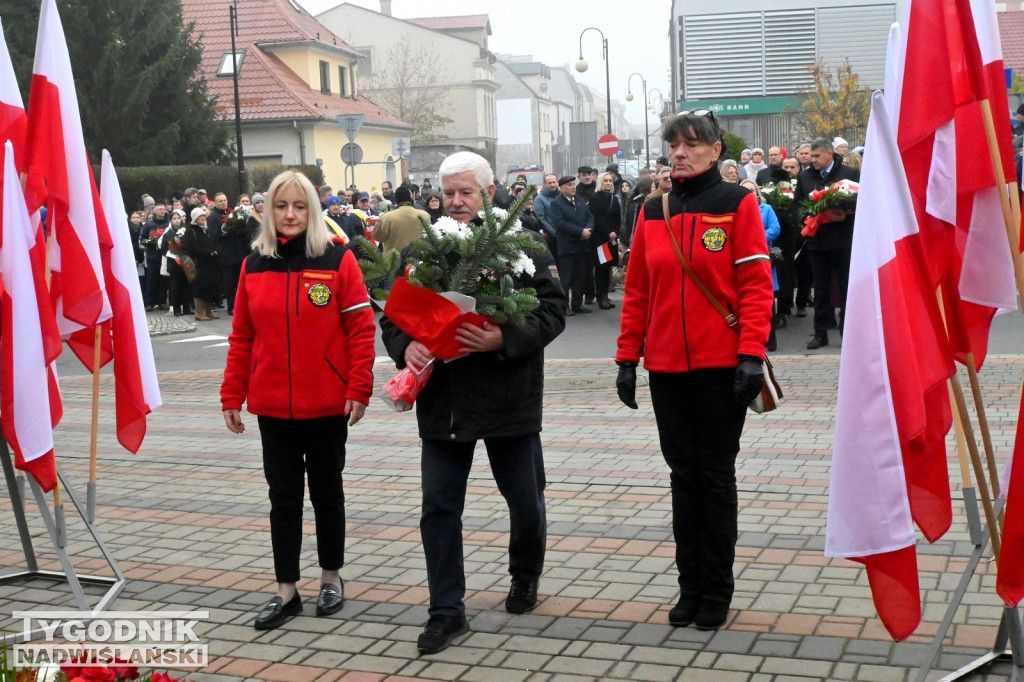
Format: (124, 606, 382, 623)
(372, 187, 549, 411)
(800, 179, 859, 237)
(405, 186, 544, 326)
(164, 226, 188, 255)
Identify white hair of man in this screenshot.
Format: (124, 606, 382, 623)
(439, 151, 494, 189)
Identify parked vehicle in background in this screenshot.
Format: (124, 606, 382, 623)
(505, 166, 545, 188)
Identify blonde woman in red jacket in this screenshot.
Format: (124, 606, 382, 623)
(221, 171, 375, 630)
(615, 111, 774, 632)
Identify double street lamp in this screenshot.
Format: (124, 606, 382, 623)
(575, 27, 612, 136)
(625, 72, 648, 170)
(647, 88, 664, 116)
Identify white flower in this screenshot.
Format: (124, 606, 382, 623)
(478, 206, 522, 232)
(510, 252, 536, 277)
(433, 216, 472, 239)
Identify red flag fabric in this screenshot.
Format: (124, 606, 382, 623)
(997, 385, 1024, 606)
(98, 150, 162, 453)
(897, 0, 1017, 371)
(1, 141, 59, 491)
(826, 92, 955, 642)
(23, 0, 110, 337)
(596, 242, 613, 264)
(0, 18, 27, 182)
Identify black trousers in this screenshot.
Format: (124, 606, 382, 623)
(421, 434, 547, 618)
(794, 241, 813, 309)
(809, 247, 851, 336)
(648, 368, 746, 606)
(222, 262, 243, 313)
(257, 414, 348, 583)
(144, 255, 167, 307)
(559, 251, 589, 310)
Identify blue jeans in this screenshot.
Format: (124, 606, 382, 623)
(420, 434, 547, 618)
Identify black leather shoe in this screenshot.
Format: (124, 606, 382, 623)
(254, 592, 302, 630)
(796, 306, 807, 317)
(695, 600, 730, 631)
(584, 297, 596, 305)
(806, 336, 828, 350)
(505, 577, 539, 614)
(766, 338, 777, 352)
(565, 309, 576, 317)
(575, 306, 594, 314)
(315, 582, 344, 616)
(668, 595, 700, 627)
(598, 299, 615, 310)
(417, 615, 469, 654)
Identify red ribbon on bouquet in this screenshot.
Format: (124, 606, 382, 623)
(383, 277, 489, 362)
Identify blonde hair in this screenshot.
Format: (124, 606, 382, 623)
(253, 171, 330, 259)
(599, 172, 615, 187)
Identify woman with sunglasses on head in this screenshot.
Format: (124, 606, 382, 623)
(615, 110, 774, 632)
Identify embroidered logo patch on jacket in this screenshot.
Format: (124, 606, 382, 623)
(700, 215, 733, 224)
(701, 227, 727, 252)
(307, 282, 332, 306)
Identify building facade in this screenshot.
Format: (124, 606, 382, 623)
(180, 0, 413, 194)
(670, 0, 901, 149)
(315, 3, 498, 184)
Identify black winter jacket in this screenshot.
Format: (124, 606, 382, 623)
(380, 230, 566, 441)
(793, 157, 860, 251)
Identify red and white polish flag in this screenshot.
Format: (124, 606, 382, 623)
(1, 141, 59, 491)
(826, 91, 957, 642)
(23, 0, 110, 338)
(596, 242, 614, 264)
(99, 150, 162, 453)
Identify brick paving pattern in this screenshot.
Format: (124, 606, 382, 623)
(2, 355, 1022, 680)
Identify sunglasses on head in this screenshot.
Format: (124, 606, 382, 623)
(679, 108, 716, 120)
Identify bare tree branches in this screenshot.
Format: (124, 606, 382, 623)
(362, 37, 455, 144)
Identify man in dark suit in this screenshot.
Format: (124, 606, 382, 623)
(793, 137, 860, 349)
(547, 175, 594, 314)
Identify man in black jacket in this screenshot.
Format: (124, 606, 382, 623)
(547, 175, 595, 314)
(793, 138, 860, 349)
(380, 151, 566, 656)
(141, 203, 171, 310)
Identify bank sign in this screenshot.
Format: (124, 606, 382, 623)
(678, 96, 804, 116)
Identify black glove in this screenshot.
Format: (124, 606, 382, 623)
(616, 361, 638, 409)
(733, 356, 764, 407)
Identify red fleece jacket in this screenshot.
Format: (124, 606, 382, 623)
(221, 239, 375, 419)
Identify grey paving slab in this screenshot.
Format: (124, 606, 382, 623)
(3, 354, 1021, 681)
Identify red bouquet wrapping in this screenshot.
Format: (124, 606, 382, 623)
(800, 179, 859, 237)
(379, 277, 489, 411)
(381, 360, 434, 412)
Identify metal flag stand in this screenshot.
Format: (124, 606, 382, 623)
(915, 487, 1024, 681)
(0, 439, 125, 643)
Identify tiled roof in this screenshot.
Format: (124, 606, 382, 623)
(180, 0, 411, 128)
(406, 14, 491, 33)
(999, 11, 1024, 73)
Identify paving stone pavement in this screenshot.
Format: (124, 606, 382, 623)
(147, 311, 197, 337)
(2, 355, 1023, 681)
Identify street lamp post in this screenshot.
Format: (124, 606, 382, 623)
(575, 27, 612, 136)
(229, 1, 246, 196)
(625, 72, 648, 170)
(648, 88, 664, 117)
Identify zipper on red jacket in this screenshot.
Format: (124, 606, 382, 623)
(285, 264, 295, 419)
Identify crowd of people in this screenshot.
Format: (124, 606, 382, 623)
(128, 179, 445, 322)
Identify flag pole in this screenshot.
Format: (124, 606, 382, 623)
(87, 324, 101, 523)
(949, 372, 1001, 558)
(978, 99, 1024, 298)
(964, 351, 1002, 498)
(937, 286, 1001, 557)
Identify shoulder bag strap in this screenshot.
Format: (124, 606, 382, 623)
(662, 193, 738, 328)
